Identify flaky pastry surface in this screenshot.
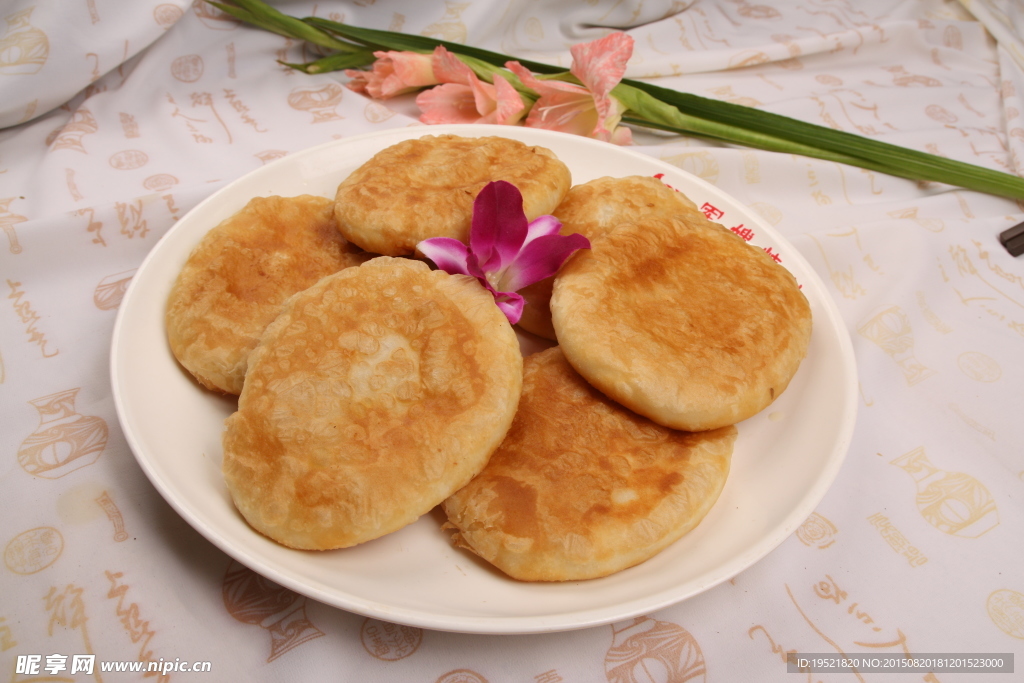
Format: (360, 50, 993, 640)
(334, 134, 571, 256)
(517, 175, 701, 339)
(442, 347, 735, 581)
(166, 195, 368, 395)
(551, 214, 812, 431)
(222, 257, 523, 550)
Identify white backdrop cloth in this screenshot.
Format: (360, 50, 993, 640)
(2, 1, 1023, 681)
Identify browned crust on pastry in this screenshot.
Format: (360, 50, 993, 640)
(550, 214, 812, 431)
(165, 195, 369, 395)
(517, 175, 701, 339)
(334, 134, 571, 256)
(222, 257, 523, 550)
(442, 347, 735, 581)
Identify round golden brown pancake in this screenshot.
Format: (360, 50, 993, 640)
(550, 214, 812, 432)
(166, 194, 369, 395)
(517, 175, 702, 339)
(442, 346, 735, 581)
(222, 257, 523, 550)
(334, 134, 571, 256)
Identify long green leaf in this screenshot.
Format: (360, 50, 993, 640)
(282, 51, 376, 74)
(213, 0, 358, 52)
(614, 83, 1024, 199)
(210, 0, 1024, 201)
(302, 16, 563, 74)
(622, 80, 1024, 199)
(615, 86, 866, 164)
(303, 13, 1024, 198)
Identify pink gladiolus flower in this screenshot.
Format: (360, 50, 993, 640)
(344, 50, 439, 99)
(416, 46, 526, 125)
(417, 181, 590, 324)
(506, 32, 633, 144)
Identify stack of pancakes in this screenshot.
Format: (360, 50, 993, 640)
(165, 134, 811, 581)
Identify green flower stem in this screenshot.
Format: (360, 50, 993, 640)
(615, 85, 866, 164)
(302, 16, 538, 101)
(220, 4, 537, 100)
(210, 0, 1024, 201)
(624, 80, 1024, 199)
(457, 55, 537, 104)
(209, 0, 357, 52)
(530, 71, 1024, 199)
(282, 50, 376, 74)
(301, 16, 561, 75)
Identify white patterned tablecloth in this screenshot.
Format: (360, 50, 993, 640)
(1, 1, 1022, 681)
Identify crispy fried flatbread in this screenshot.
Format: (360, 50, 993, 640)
(335, 134, 571, 256)
(517, 175, 701, 339)
(442, 347, 735, 581)
(551, 214, 812, 431)
(166, 195, 369, 395)
(222, 257, 523, 550)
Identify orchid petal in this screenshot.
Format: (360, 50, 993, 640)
(492, 291, 525, 324)
(470, 180, 528, 273)
(418, 182, 584, 326)
(499, 232, 591, 293)
(521, 214, 562, 250)
(416, 237, 472, 275)
(465, 249, 490, 285)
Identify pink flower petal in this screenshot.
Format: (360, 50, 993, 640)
(343, 69, 371, 94)
(480, 74, 526, 125)
(507, 61, 596, 132)
(522, 214, 562, 249)
(608, 123, 633, 145)
(570, 33, 633, 141)
(416, 237, 471, 275)
(506, 58, 629, 143)
(466, 74, 499, 118)
(499, 232, 591, 293)
(431, 45, 500, 117)
(417, 83, 483, 124)
(428, 48, 525, 125)
(465, 250, 490, 284)
(493, 291, 525, 324)
(470, 181, 528, 273)
(527, 90, 601, 137)
(349, 50, 440, 100)
(387, 51, 441, 89)
(431, 45, 474, 85)
(507, 61, 577, 94)
(417, 181, 585, 326)
(570, 33, 633, 103)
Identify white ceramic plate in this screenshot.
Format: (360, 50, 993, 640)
(111, 124, 857, 635)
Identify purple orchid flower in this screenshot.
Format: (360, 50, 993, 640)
(417, 180, 590, 324)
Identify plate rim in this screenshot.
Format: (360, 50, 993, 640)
(110, 123, 858, 634)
